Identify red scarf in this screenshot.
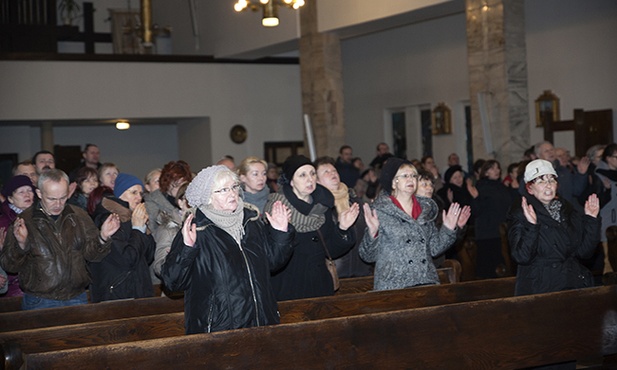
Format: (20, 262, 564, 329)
(390, 195, 422, 220)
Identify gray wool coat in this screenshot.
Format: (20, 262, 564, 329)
(359, 193, 457, 291)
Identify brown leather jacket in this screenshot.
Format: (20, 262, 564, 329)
(0, 200, 111, 300)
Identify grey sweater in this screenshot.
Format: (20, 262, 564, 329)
(359, 193, 457, 291)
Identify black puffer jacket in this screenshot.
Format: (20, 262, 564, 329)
(89, 196, 155, 303)
(507, 194, 600, 295)
(161, 206, 294, 335)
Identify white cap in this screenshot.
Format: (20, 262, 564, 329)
(524, 159, 558, 183)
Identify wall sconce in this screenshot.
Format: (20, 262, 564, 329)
(116, 120, 130, 130)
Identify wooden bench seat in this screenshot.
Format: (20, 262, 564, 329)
(21, 285, 617, 369)
(0, 277, 515, 367)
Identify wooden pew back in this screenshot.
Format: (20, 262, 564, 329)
(0, 278, 515, 358)
(24, 285, 617, 369)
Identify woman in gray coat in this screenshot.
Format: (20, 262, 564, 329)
(360, 158, 470, 291)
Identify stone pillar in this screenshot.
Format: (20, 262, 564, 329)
(40, 122, 54, 151)
(299, 0, 345, 159)
(466, 0, 529, 166)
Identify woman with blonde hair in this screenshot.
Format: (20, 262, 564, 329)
(360, 158, 470, 290)
(238, 156, 269, 213)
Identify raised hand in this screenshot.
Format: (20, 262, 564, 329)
(521, 197, 537, 224)
(131, 203, 149, 228)
(466, 178, 478, 198)
(442, 203, 461, 231)
(181, 213, 197, 247)
(0, 227, 6, 251)
(363, 203, 379, 238)
(577, 156, 590, 175)
(12, 218, 28, 250)
(265, 200, 291, 232)
(584, 193, 600, 218)
(100, 213, 121, 241)
(339, 202, 360, 231)
(456, 205, 471, 229)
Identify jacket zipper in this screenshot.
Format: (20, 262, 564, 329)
(240, 217, 260, 326)
(237, 241, 260, 327)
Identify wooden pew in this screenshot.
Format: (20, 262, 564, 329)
(0, 297, 21, 313)
(0, 266, 456, 315)
(0, 268, 455, 331)
(21, 285, 617, 369)
(0, 296, 184, 333)
(0, 278, 515, 362)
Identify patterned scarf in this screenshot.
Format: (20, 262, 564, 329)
(543, 199, 562, 222)
(331, 183, 350, 214)
(267, 189, 327, 233)
(199, 199, 245, 245)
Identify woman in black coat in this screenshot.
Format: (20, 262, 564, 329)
(161, 165, 294, 334)
(90, 173, 155, 303)
(264, 155, 359, 301)
(507, 159, 600, 296)
(472, 160, 517, 278)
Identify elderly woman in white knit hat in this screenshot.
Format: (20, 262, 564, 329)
(507, 159, 600, 297)
(161, 165, 294, 335)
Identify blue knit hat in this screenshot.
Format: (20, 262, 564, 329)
(114, 173, 144, 198)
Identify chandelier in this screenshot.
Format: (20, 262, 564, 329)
(233, 0, 305, 27)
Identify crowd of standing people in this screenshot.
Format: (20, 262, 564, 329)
(0, 139, 613, 341)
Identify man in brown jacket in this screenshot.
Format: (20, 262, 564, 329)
(0, 169, 120, 310)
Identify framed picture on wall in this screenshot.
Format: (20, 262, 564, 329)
(535, 90, 560, 127)
(264, 141, 306, 167)
(432, 102, 452, 135)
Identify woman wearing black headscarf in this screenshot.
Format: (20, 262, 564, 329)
(437, 165, 474, 214)
(264, 155, 359, 301)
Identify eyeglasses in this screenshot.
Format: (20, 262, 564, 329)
(396, 173, 418, 180)
(533, 177, 558, 187)
(213, 184, 241, 194)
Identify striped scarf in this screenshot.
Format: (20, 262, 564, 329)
(266, 191, 327, 233)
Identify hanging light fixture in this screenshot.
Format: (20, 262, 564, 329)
(116, 120, 130, 130)
(233, 0, 305, 27)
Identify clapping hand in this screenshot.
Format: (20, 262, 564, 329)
(12, 218, 28, 250)
(443, 203, 463, 231)
(521, 197, 537, 225)
(100, 213, 121, 242)
(181, 213, 197, 247)
(339, 203, 360, 231)
(0, 227, 6, 251)
(584, 193, 600, 218)
(265, 201, 291, 232)
(131, 203, 149, 228)
(456, 205, 471, 229)
(577, 156, 590, 175)
(363, 203, 379, 238)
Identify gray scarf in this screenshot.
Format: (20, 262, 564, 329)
(199, 199, 245, 245)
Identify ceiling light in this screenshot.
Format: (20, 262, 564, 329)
(116, 120, 130, 130)
(233, 0, 305, 27)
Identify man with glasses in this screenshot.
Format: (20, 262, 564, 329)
(0, 169, 120, 310)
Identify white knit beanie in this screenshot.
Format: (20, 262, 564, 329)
(185, 165, 229, 208)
